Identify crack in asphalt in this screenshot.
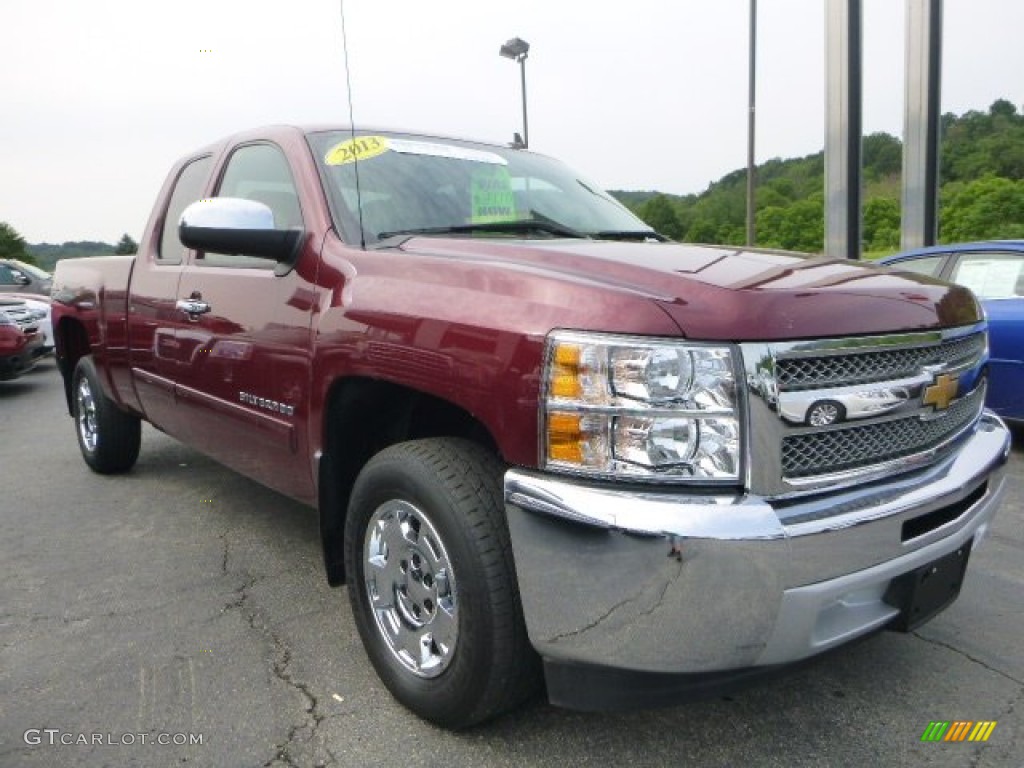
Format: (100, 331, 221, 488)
(1, 592, 215, 625)
(912, 631, 1024, 686)
(0, 612, 93, 625)
(219, 530, 332, 767)
(263, 641, 330, 768)
(968, 684, 1023, 768)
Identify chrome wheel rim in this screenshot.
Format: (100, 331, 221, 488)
(808, 402, 840, 427)
(363, 500, 457, 678)
(76, 376, 98, 452)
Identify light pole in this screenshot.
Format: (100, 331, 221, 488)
(499, 37, 530, 148)
(746, 0, 757, 246)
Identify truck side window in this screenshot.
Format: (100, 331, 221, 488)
(203, 143, 303, 269)
(159, 155, 213, 264)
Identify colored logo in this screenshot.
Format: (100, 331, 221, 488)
(922, 373, 959, 411)
(920, 721, 997, 742)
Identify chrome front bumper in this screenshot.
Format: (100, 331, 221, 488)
(504, 413, 1010, 675)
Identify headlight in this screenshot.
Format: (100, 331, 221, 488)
(542, 331, 743, 483)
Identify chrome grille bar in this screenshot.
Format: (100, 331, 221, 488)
(781, 385, 985, 478)
(741, 322, 989, 498)
(776, 332, 985, 391)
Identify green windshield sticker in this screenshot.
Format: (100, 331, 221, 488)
(325, 136, 390, 165)
(471, 167, 516, 223)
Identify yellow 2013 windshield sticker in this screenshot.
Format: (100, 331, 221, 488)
(325, 135, 390, 165)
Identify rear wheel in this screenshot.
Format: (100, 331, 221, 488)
(72, 356, 141, 474)
(344, 438, 539, 728)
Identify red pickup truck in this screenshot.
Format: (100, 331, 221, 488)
(51, 126, 1011, 728)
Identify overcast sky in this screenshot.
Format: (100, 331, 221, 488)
(2, 0, 1022, 244)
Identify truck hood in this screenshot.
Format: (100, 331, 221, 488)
(398, 238, 983, 341)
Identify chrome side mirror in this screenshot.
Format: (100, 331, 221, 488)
(179, 198, 303, 262)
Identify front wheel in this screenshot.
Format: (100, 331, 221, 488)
(344, 438, 539, 728)
(72, 356, 141, 474)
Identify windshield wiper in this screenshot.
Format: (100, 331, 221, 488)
(592, 230, 668, 242)
(377, 219, 590, 241)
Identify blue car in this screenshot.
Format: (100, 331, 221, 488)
(881, 241, 1024, 424)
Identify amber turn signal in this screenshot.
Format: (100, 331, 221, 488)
(547, 412, 583, 463)
(549, 344, 582, 399)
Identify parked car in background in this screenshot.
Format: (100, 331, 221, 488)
(0, 298, 45, 380)
(881, 241, 1024, 423)
(0, 293, 52, 353)
(0, 259, 53, 296)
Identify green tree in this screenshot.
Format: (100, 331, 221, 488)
(755, 194, 824, 252)
(114, 233, 139, 255)
(0, 221, 37, 265)
(942, 100, 1024, 183)
(686, 217, 719, 244)
(862, 197, 901, 252)
(863, 133, 902, 181)
(636, 195, 685, 240)
(941, 176, 1024, 241)
(989, 98, 1018, 118)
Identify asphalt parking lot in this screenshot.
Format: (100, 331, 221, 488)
(2, 359, 1022, 768)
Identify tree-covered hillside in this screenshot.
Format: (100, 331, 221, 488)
(614, 99, 1024, 253)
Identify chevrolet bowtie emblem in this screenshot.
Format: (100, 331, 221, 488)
(922, 373, 959, 411)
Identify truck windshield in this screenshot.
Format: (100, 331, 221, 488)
(307, 131, 658, 245)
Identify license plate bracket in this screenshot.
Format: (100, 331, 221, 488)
(884, 542, 972, 632)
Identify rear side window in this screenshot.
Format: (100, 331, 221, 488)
(159, 156, 212, 264)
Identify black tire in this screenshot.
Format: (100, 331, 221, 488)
(344, 438, 539, 728)
(72, 356, 141, 474)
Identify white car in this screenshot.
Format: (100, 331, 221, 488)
(0, 293, 52, 353)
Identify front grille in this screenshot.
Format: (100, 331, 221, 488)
(1, 311, 37, 333)
(776, 332, 985, 391)
(781, 385, 985, 479)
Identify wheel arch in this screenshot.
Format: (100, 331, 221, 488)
(55, 317, 92, 415)
(318, 376, 501, 586)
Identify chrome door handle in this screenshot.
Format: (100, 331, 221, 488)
(176, 298, 211, 319)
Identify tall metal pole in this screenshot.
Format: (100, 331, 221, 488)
(520, 57, 529, 149)
(825, 0, 863, 260)
(500, 38, 531, 148)
(902, 0, 942, 249)
(746, 0, 757, 246)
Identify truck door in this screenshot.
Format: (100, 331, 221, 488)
(172, 142, 317, 501)
(128, 155, 212, 431)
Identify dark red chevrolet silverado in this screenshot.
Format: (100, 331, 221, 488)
(51, 126, 1011, 727)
